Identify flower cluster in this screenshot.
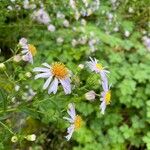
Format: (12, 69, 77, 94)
(87, 57, 111, 114)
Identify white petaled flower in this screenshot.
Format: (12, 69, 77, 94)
(69, 0, 76, 10)
(63, 19, 70, 28)
(47, 24, 56, 32)
(124, 30, 130, 37)
(63, 103, 82, 141)
(31, 9, 50, 25)
(87, 57, 109, 82)
(57, 37, 64, 44)
(75, 11, 80, 20)
(15, 85, 20, 92)
(143, 36, 150, 51)
(71, 39, 78, 47)
(19, 38, 37, 64)
(56, 11, 65, 19)
(33, 62, 71, 94)
(100, 80, 111, 114)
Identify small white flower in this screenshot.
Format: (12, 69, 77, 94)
(85, 90, 96, 101)
(107, 13, 113, 21)
(75, 11, 80, 20)
(63, 103, 82, 141)
(57, 37, 64, 44)
(87, 8, 93, 16)
(15, 85, 20, 92)
(7, 6, 13, 10)
(79, 36, 87, 45)
(56, 11, 65, 19)
(32, 9, 51, 25)
(81, 19, 86, 26)
(128, 7, 134, 13)
(10, 0, 16, 2)
(143, 36, 150, 51)
(25, 134, 36, 141)
(69, 0, 76, 10)
(71, 39, 78, 47)
(100, 80, 111, 114)
(47, 24, 56, 32)
(124, 30, 130, 37)
(63, 19, 70, 27)
(82, 0, 88, 7)
(33, 62, 72, 94)
(113, 26, 119, 32)
(87, 57, 109, 82)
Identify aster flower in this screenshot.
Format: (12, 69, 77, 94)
(31, 9, 50, 25)
(100, 80, 111, 114)
(63, 103, 82, 141)
(33, 62, 71, 94)
(69, 0, 76, 10)
(87, 57, 109, 82)
(19, 38, 36, 64)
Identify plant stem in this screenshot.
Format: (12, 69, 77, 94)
(0, 121, 14, 134)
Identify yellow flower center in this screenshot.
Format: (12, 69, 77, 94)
(105, 90, 111, 105)
(96, 63, 103, 70)
(28, 44, 37, 56)
(51, 62, 69, 79)
(74, 115, 82, 129)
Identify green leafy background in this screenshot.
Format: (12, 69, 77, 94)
(0, 0, 150, 149)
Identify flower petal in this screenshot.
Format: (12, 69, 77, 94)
(63, 117, 74, 123)
(60, 78, 71, 94)
(102, 80, 109, 91)
(21, 49, 28, 54)
(42, 63, 51, 68)
(65, 124, 75, 141)
(22, 53, 33, 63)
(67, 103, 76, 120)
(43, 76, 53, 90)
(48, 78, 58, 94)
(33, 67, 50, 73)
(100, 100, 106, 115)
(34, 72, 50, 79)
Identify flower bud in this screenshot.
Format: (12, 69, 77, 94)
(85, 90, 96, 101)
(25, 134, 36, 141)
(13, 54, 22, 62)
(11, 136, 18, 143)
(78, 64, 84, 69)
(25, 72, 32, 78)
(0, 63, 6, 71)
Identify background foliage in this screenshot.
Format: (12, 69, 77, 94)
(0, 0, 150, 149)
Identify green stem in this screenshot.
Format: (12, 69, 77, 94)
(0, 121, 14, 134)
(0, 108, 17, 114)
